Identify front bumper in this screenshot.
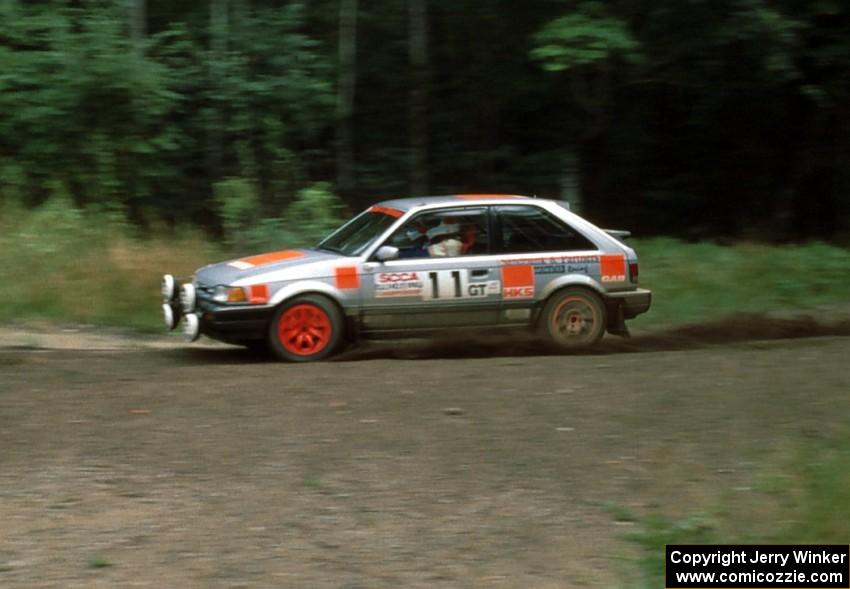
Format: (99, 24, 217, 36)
(606, 288, 652, 319)
(196, 303, 272, 344)
(162, 273, 273, 344)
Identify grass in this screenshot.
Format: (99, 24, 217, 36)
(87, 556, 113, 569)
(630, 237, 850, 329)
(756, 438, 850, 543)
(598, 501, 639, 523)
(619, 433, 850, 589)
(0, 198, 219, 331)
(1, 200, 849, 331)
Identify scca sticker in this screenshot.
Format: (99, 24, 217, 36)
(377, 272, 420, 283)
(375, 272, 423, 297)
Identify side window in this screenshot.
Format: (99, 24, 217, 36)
(495, 205, 596, 253)
(385, 207, 489, 259)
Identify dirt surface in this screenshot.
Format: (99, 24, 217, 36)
(1, 323, 849, 588)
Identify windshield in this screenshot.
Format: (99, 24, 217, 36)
(316, 209, 402, 256)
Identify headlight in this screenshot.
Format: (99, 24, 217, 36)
(213, 286, 247, 303)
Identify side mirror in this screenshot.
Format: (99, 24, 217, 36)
(374, 245, 399, 262)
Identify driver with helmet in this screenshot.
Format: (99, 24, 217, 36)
(425, 218, 462, 257)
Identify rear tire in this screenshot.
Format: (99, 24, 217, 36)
(540, 287, 606, 350)
(267, 295, 344, 362)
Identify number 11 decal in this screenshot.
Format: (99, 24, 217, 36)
(426, 270, 463, 299)
(423, 269, 498, 300)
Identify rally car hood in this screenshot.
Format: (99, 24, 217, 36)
(194, 248, 344, 286)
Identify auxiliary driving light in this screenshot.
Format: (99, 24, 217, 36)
(161, 274, 176, 302)
(182, 313, 200, 342)
(162, 303, 178, 330)
(179, 283, 196, 313)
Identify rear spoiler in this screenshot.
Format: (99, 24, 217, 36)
(603, 229, 631, 240)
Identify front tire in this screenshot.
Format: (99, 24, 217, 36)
(267, 295, 344, 362)
(540, 287, 607, 350)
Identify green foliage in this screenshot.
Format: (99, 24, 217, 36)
(759, 439, 850, 543)
(215, 180, 345, 254)
(0, 198, 215, 330)
(0, 1, 180, 211)
(2, 0, 850, 237)
(0, 0, 333, 224)
(630, 238, 850, 329)
(285, 182, 346, 245)
(624, 512, 716, 588)
(202, 2, 334, 206)
(87, 556, 113, 569)
(0, 184, 344, 329)
(718, 0, 804, 81)
(246, 182, 345, 252)
(531, 2, 641, 71)
(214, 178, 262, 246)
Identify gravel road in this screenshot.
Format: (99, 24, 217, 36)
(1, 326, 848, 588)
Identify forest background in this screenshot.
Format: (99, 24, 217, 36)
(2, 0, 849, 240)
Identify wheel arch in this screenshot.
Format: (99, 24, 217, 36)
(269, 280, 346, 309)
(538, 275, 606, 301)
(273, 284, 353, 341)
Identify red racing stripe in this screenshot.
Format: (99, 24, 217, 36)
(368, 206, 403, 218)
(238, 250, 304, 267)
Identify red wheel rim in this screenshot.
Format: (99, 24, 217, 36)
(277, 304, 332, 356)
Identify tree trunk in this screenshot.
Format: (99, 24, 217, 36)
(560, 148, 581, 211)
(210, 0, 229, 55)
(209, 0, 229, 176)
(128, 0, 145, 46)
(336, 0, 357, 197)
(409, 0, 428, 195)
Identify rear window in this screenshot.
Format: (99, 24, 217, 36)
(494, 205, 596, 253)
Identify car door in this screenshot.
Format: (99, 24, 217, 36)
(359, 206, 501, 332)
(492, 204, 601, 324)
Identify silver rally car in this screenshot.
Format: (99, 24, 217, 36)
(161, 194, 651, 361)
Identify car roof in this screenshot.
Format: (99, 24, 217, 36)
(375, 194, 536, 212)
